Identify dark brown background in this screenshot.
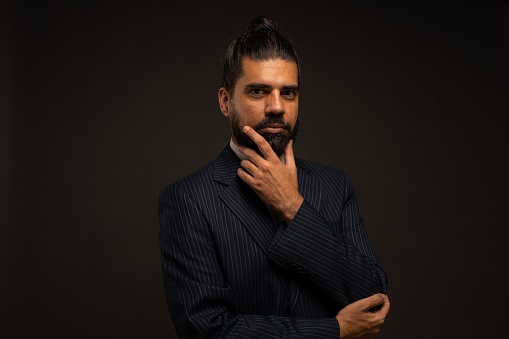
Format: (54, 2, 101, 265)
(2, 1, 508, 338)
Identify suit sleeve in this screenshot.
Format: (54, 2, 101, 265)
(266, 171, 388, 307)
(158, 183, 340, 339)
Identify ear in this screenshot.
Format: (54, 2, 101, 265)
(218, 87, 230, 118)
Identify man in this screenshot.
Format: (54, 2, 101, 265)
(158, 16, 390, 338)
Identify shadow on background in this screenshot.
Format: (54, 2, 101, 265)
(2, 1, 507, 338)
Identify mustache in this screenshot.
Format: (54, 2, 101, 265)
(253, 116, 291, 132)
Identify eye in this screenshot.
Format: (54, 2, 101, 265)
(281, 90, 297, 99)
(249, 89, 265, 96)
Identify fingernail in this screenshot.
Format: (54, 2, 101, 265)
(243, 126, 250, 132)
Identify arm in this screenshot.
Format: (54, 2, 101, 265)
(237, 127, 390, 337)
(264, 168, 391, 336)
(237, 127, 387, 304)
(266, 176, 388, 306)
(158, 183, 340, 339)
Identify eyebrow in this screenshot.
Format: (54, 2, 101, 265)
(244, 82, 300, 92)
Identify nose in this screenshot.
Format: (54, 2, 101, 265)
(265, 91, 285, 116)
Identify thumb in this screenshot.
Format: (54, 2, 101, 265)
(284, 139, 296, 168)
(364, 293, 386, 310)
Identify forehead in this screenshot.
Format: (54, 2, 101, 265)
(238, 57, 298, 86)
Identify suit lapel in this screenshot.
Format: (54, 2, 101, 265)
(219, 178, 277, 253)
(214, 145, 276, 255)
(296, 159, 322, 213)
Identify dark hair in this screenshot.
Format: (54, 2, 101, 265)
(220, 16, 300, 93)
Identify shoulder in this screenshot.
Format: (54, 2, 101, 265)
(158, 161, 215, 199)
(159, 143, 237, 202)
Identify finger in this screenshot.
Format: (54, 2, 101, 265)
(242, 126, 278, 160)
(237, 167, 256, 186)
(239, 159, 258, 177)
(363, 293, 386, 311)
(239, 146, 271, 172)
(371, 298, 390, 317)
(239, 144, 262, 160)
(284, 139, 296, 168)
(379, 295, 390, 312)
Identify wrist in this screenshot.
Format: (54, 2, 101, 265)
(282, 194, 304, 224)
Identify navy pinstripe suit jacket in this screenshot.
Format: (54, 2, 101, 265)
(158, 144, 388, 338)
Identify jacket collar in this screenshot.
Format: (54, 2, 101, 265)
(212, 143, 242, 186)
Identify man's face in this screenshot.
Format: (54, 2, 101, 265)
(219, 57, 300, 157)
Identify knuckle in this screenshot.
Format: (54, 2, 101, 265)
(259, 163, 269, 172)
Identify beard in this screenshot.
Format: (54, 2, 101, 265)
(230, 111, 299, 157)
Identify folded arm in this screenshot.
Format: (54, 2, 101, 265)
(158, 183, 340, 339)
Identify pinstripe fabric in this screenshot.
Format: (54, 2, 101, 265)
(158, 144, 388, 339)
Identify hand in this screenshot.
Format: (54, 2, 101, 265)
(237, 126, 303, 224)
(336, 294, 390, 339)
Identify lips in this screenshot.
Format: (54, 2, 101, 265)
(257, 123, 286, 134)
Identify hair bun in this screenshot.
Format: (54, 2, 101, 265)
(244, 16, 278, 35)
